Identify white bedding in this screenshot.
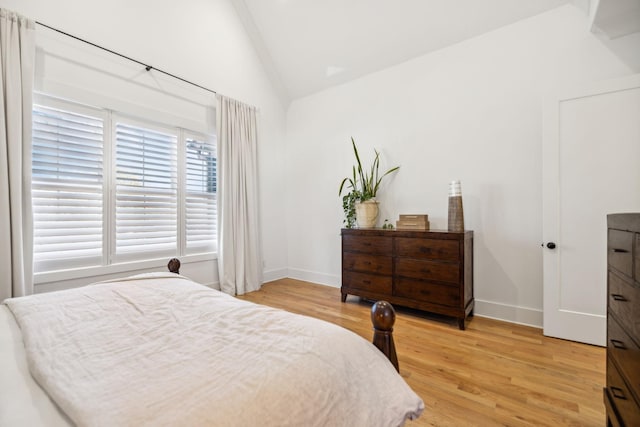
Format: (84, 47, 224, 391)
(0, 305, 72, 426)
(3, 273, 423, 426)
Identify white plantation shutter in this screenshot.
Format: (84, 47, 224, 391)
(115, 121, 177, 259)
(32, 104, 104, 271)
(31, 97, 216, 276)
(185, 136, 217, 254)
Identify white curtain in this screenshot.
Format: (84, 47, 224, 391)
(216, 95, 262, 295)
(0, 9, 35, 301)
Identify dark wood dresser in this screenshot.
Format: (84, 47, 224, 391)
(604, 213, 640, 426)
(341, 228, 473, 329)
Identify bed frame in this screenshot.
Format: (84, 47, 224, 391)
(166, 258, 400, 371)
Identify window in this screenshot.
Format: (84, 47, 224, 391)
(185, 136, 217, 254)
(114, 119, 178, 260)
(32, 96, 217, 274)
(32, 103, 105, 271)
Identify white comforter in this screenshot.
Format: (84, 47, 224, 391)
(4, 273, 423, 426)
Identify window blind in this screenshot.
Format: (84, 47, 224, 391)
(32, 97, 217, 275)
(185, 137, 217, 254)
(32, 104, 104, 271)
(115, 121, 177, 258)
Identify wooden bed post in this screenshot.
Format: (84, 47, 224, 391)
(371, 301, 399, 372)
(167, 258, 181, 274)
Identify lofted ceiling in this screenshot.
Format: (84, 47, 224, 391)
(231, 0, 569, 103)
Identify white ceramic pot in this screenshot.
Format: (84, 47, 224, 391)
(355, 200, 379, 228)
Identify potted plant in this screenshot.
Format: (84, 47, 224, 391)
(339, 137, 399, 228)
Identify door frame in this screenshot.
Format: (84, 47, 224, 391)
(542, 73, 640, 346)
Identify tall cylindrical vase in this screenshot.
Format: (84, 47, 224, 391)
(448, 180, 464, 232)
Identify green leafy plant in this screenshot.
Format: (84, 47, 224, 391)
(338, 137, 399, 228)
(341, 190, 359, 229)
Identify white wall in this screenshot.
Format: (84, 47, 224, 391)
(0, 0, 288, 290)
(2, 1, 639, 327)
(284, 5, 640, 326)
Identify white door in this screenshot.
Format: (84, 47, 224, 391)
(542, 74, 640, 346)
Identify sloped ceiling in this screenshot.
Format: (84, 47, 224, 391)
(590, 0, 640, 38)
(231, 0, 569, 104)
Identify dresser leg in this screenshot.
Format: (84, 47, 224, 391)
(341, 292, 347, 302)
(458, 317, 466, 330)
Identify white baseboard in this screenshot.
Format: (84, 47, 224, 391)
(473, 299, 542, 328)
(285, 268, 341, 288)
(259, 270, 543, 329)
(263, 268, 289, 283)
(204, 281, 220, 291)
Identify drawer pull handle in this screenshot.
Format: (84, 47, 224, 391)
(363, 280, 371, 285)
(610, 248, 629, 253)
(611, 339, 627, 349)
(611, 387, 627, 400)
(611, 294, 627, 302)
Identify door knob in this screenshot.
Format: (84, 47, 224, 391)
(543, 242, 556, 249)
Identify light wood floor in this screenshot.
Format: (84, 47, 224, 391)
(237, 278, 606, 427)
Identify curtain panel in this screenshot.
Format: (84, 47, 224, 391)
(0, 9, 35, 300)
(216, 95, 262, 295)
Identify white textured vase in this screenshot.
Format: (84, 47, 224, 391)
(355, 200, 379, 228)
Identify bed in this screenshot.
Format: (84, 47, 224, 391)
(0, 268, 424, 426)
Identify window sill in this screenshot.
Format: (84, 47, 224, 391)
(34, 253, 217, 285)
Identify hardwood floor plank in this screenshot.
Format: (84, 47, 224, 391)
(237, 279, 605, 426)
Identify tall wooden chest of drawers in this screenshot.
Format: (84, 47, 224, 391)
(604, 213, 640, 426)
(341, 228, 473, 330)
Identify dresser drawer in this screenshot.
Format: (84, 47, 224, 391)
(608, 315, 640, 402)
(342, 252, 392, 275)
(342, 271, 392, 295)
(342, 235, 392, 256)
(604, 386, 624, 427)
(395, 277, 461, 307)
(395, 237, 459, 261)
(606, 358, 640, 427)
(609, 271, 640, 342)
(609, 229, 633, 278)
(395, 258, 460, 284)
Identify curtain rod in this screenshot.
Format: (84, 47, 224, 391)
(35, 21, 217, 96)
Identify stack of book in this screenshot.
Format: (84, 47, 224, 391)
(396, 214, 429, 230)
